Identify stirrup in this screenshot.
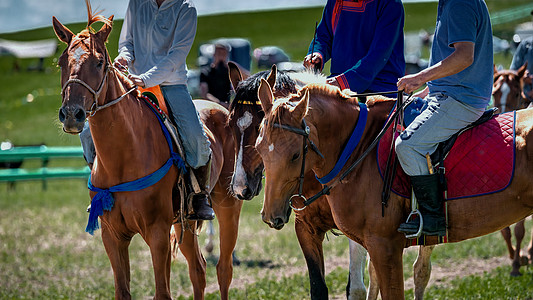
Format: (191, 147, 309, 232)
(404, 209, 423, 239)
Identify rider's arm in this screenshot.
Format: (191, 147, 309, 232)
(139, 5, 197, 88)
(397, 41, 474, 94)
(335, 0, 404, 92)
(116, 0, 135, 65)
(304, 1, 335, 70)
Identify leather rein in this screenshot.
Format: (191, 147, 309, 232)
(271, 90, 413, 211)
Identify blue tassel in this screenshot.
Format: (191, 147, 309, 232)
(85, 189, 114, 235)
(171, 153, 187, 173)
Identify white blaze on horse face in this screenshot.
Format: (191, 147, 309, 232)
(233, 111, 253, 196)
(269, 144, 274, 152)
(72, 46, 88, 71)
(500, 81, 510, 113)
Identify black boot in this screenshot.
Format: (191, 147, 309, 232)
(398, 174, 446, 236)
(187, 158, 215, 221)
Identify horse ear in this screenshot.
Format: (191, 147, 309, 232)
(291, 89, 309, 121)
(517, 62, 528, 78)
(52, 16, 73, 44)
(228, 61, 243, 90)
(95, 15, 114, 43)
(258, 78, 274, 114)
(266, 64, 277, 89)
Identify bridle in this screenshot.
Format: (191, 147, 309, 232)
(60, 50, 136, 117)
(270, 118, 324, 211)
(269, 91, 413, 211)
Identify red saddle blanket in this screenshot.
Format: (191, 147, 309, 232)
(377, 111, 516, 200)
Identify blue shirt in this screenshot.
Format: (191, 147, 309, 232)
(309, 0, 405, 93)
(427, 0, 493, 109)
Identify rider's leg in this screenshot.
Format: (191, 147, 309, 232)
(161, 84, 214, 220)
(395, 93, 484, 236)
(80, 121, 95, 170)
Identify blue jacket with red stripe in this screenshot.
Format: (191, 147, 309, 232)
(309, 0, 405, 93)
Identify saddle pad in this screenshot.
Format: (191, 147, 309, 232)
(377, 111, 516, 200)
(139, 85, 169, 116)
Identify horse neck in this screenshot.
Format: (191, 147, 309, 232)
(308, 95, 393, 179)
(89, 72, 169, 181)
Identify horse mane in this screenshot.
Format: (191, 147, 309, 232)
(229, 70, 297, 111)
(365, 95, 395, 107)
(85, 0, 111, 30)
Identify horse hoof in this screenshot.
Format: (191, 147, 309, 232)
(510, 270, 522, 277)
(519, 255, 529, 266)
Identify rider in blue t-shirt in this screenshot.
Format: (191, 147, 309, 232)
(395, 0, 493, 236)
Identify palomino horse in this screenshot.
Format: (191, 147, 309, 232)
(227, 64, 433, 299)
(256, 80, 533, 299)
(171, 100, 243, 300)
(54, 7, 240, 299)
(492, 62, 533, 276)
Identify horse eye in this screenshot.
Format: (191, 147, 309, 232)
(291, 152, 300, 162)
(97, 60, 104, 68)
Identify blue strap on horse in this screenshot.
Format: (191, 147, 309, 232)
(85, 97, 187, 235)
(316, 102, 368, 184)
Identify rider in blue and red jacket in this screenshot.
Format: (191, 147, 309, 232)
(304, 0, 405, 94)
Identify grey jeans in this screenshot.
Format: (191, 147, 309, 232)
(395, 93, 485, 176)
(79, 84, 211, 169)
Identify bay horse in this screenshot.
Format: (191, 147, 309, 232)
(54, 7, 241, 299)
(255, 79, 533, 299)
(492, 62, 533, 276)
(227, 64, 433, 299)
(171, 99, 243, 300)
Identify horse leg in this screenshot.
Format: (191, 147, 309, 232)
(101, 222, 132, 300)
(144, 221, 174, 300)
(511, 219, 526, 276)
(175, 222, 207, 300)
(366, 259, 380, 300)
(212, 198, 243, 300)
(204, 220, 215, 254)
(501, 227, 515, 259)
(367, 243, 404, 300)
(413, 245, 434, 300)
(294, 219, 328, 300)
(346, 239, 367, 300)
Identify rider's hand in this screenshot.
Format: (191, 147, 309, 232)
(303, 53, 322, 71)
(397, 73, 426, 94)
(113, 56, 128, 72)
(128, 74, 145, 87)
(326, 77, 340, 88)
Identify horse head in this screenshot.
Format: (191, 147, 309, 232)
(492, 63, 528, 113)
(53, 4, 114, 134)
(255, 78, 319, 229)
(227, 63, 297, 200)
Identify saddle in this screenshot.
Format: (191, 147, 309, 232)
(377, 104, 516, 201)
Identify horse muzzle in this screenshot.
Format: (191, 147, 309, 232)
(261, 203, 292, 230)
(59, 104, 86, 134)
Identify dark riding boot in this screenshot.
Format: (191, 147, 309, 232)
(187, 158, 215, 221)
(398, 174, 446, 236)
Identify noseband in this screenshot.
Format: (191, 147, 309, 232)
(61, 58, 136, 117)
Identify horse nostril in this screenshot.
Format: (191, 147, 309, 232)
(58, 107, 66, 123)
(74, 108, 86, 122)
(272, 218, 285, 229)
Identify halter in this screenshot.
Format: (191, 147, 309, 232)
(60, 54, 136, 117)
(269, 91, 413, 211)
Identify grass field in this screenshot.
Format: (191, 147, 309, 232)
(2, 1, 533, 299)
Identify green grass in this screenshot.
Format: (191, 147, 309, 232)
(1, 1, 533, 299)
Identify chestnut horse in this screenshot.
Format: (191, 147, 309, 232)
(492, 62, 533, 276)
(172, 100, 243, 300)
(255, 80, 533, 299)
(227, 64, 433, 299)
(492, 63, 529, 113)
(54, 7, 241, 299)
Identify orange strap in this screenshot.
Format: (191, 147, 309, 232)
(139, 85, 169, 116)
